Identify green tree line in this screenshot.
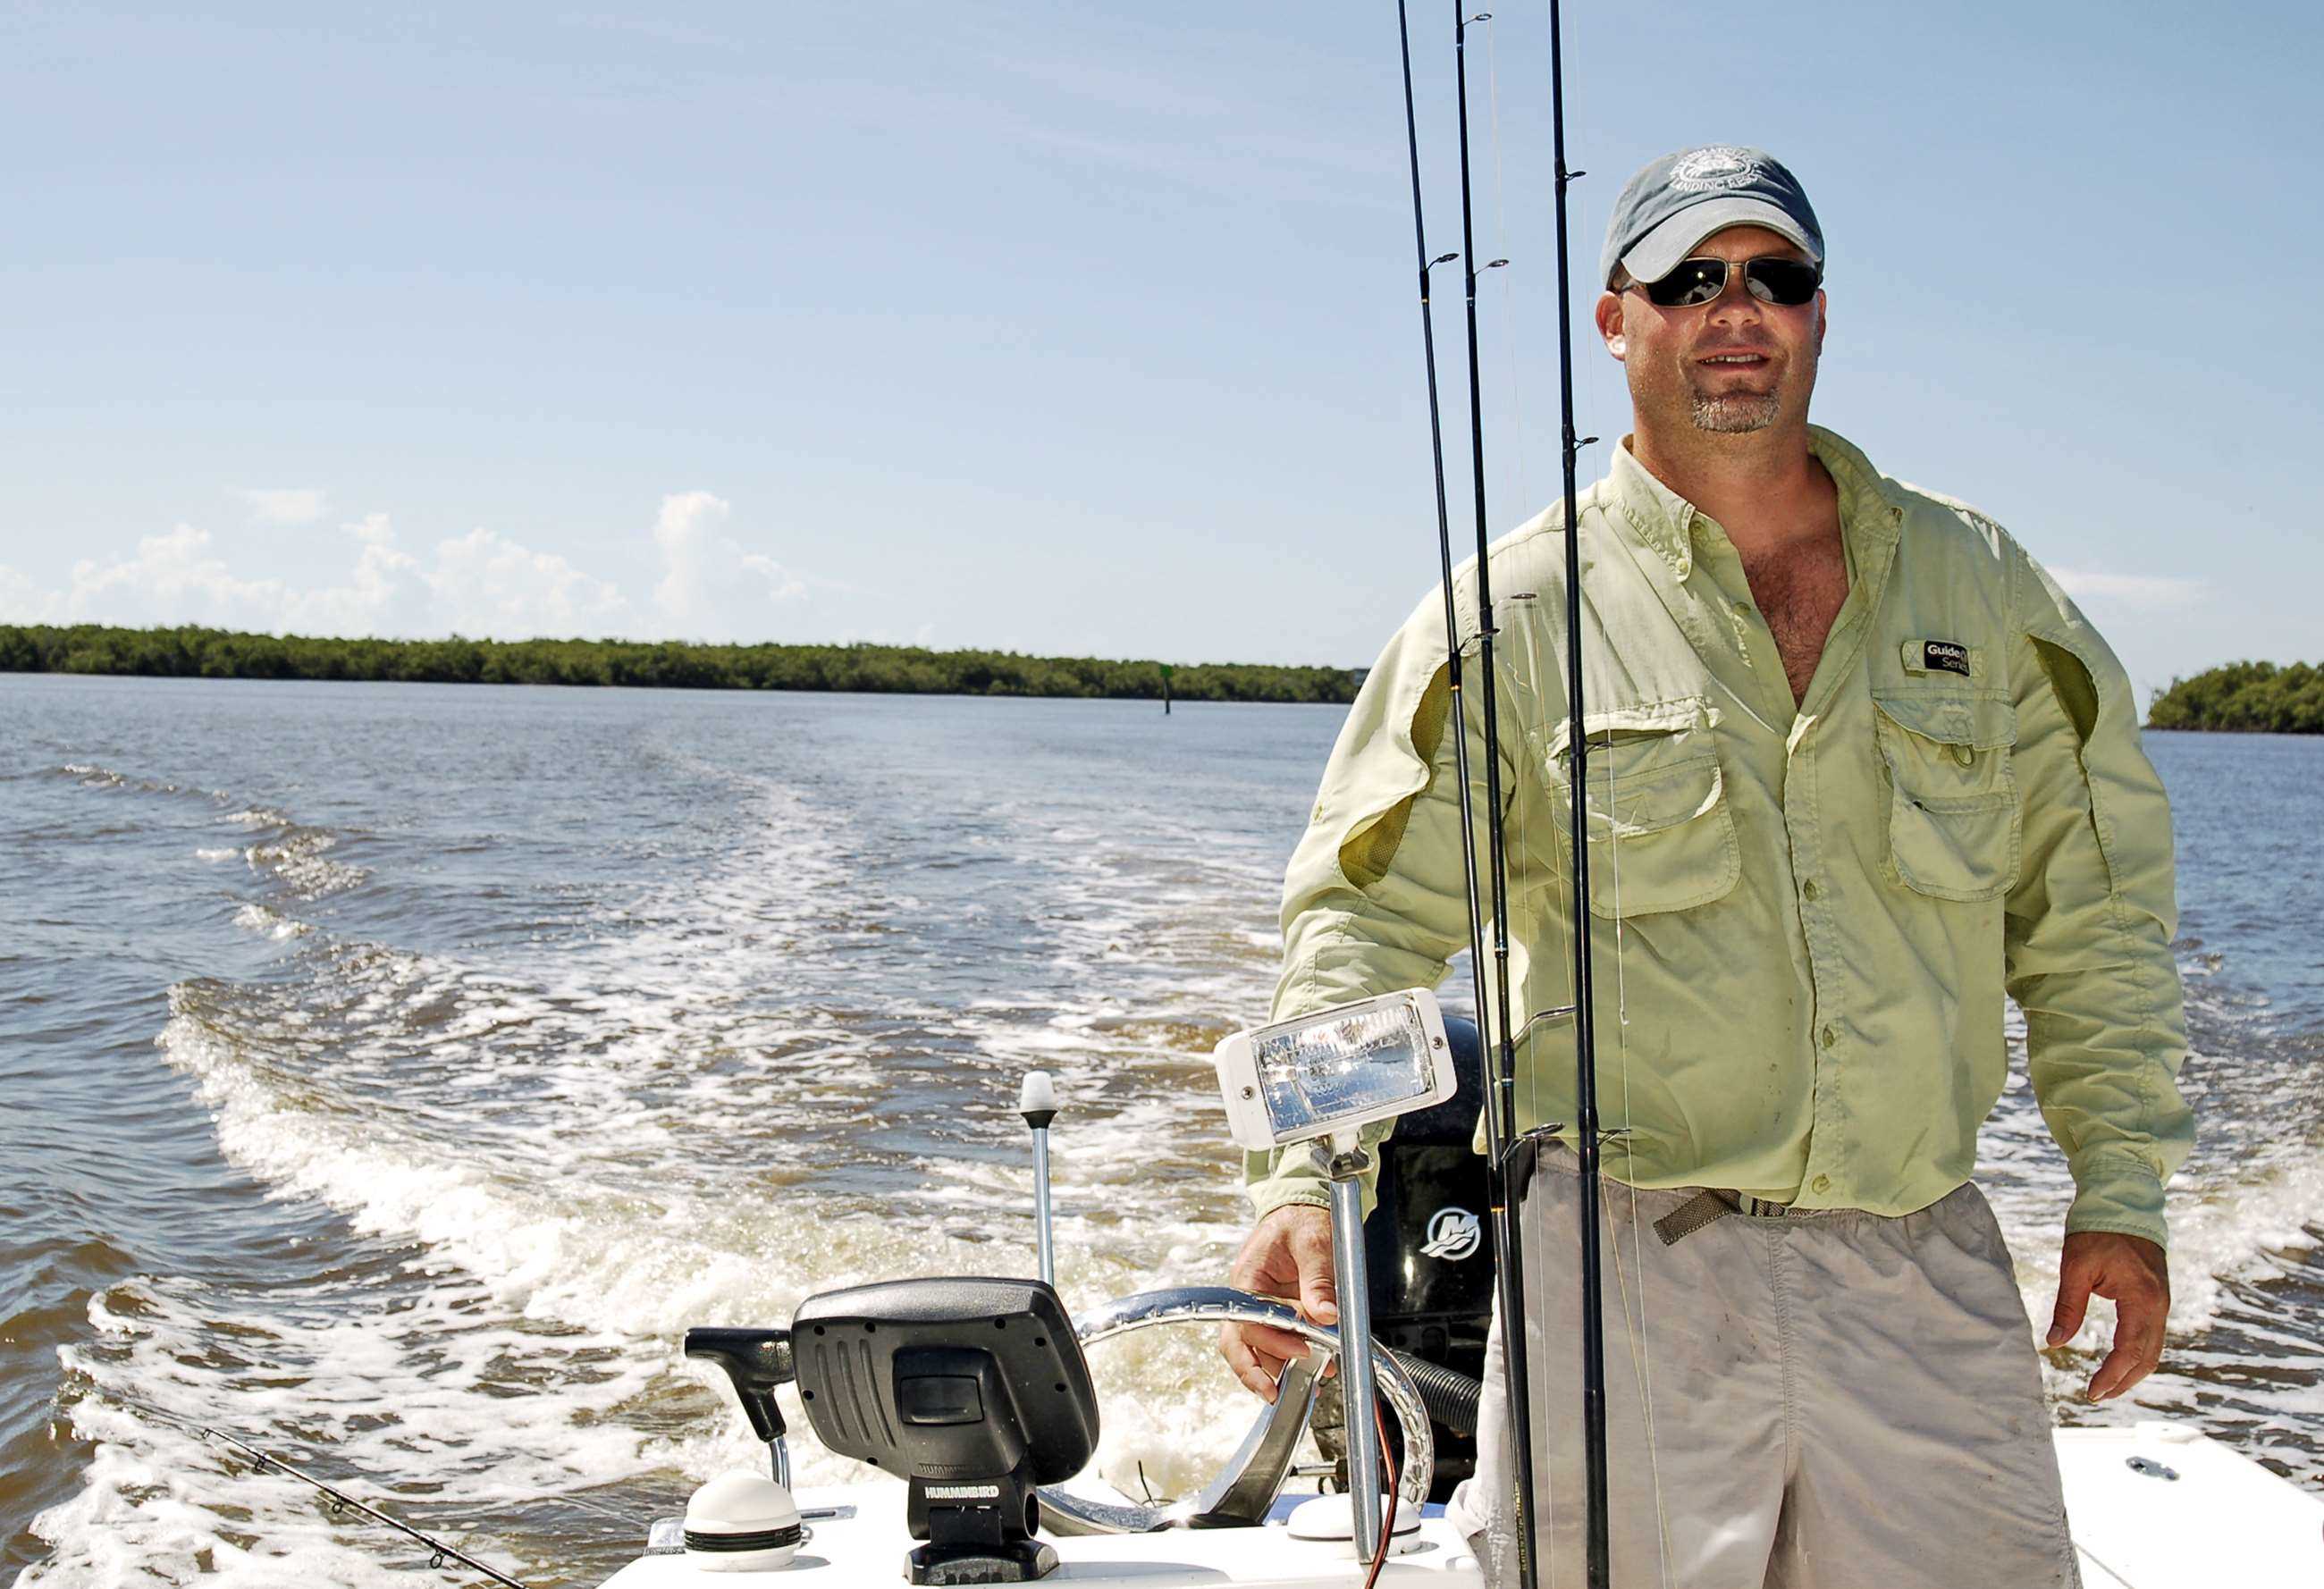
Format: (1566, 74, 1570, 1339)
(0, 623, 1359, 705)
(2147, 661, 2324, 733)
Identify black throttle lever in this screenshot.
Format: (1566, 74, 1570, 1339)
(685, 1327, 796, 1484)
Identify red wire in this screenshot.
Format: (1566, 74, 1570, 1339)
(1360, 1396, 1401, 1589)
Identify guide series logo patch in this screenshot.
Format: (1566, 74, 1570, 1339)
(1420, 1206, 1483, 1261)
(1901, 638, 1975, 678)
(1921, 640, 1971, 677)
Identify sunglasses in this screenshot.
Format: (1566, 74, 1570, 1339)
(1629, 256, 1823, 308)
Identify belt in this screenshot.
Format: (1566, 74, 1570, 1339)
(1652, 1187, 1812, 1247)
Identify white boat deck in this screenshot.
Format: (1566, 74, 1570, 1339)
(602, 1422, 2320, 1588)
(2056, 1422, 2321, 1587)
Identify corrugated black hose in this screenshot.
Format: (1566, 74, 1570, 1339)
(1385, 1348, 1483, 1438)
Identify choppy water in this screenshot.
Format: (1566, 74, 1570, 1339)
(3, 674, 2319, 1585)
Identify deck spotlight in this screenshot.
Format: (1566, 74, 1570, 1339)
(1213, 988, 1454, 1559)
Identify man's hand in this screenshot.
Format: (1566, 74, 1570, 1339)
(2048, 1231, 2171, 1402)
(1218, 1205, 1338, 1402)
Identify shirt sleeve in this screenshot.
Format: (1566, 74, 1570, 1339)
(1243, 583, 1518, 1220)
(2003, 553, 2194, 1249)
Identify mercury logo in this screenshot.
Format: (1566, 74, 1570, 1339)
(1670, 147, 1763, 192)
(1419, 1206, 1483, 1261)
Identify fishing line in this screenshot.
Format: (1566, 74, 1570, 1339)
(96, 1392, 533, 1589)
(1388, 4, 1546, 1583)
(1597, 744, 1678, 1589)
(1481, 15, 1533, 518)
(1536, 0, 1613, 1579)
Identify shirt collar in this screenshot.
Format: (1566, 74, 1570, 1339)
(1607, 424, 1905, 579)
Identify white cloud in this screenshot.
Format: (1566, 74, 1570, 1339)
(240, 488, 328, 525)
(3, 494, 820, 643)
(39, 517, 429, 636)
(4, 513, 641, 641)
(2052, 568, 2209, 611)
(428, 525, 628, 638)
(63, 524, 299, 628)
(282, 515, 424, 635)
(649, 490, 804, 642)
(1, 561, 59, 622)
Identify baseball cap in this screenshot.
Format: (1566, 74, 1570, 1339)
(1600, 146, 1823, 288)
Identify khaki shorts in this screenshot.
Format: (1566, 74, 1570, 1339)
(1444, 1142, 2079, 1589)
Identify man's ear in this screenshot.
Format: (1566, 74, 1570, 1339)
(1595, 290, 1628, 361)
(1814, 290, 1827, 353)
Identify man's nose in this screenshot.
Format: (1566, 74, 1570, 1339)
(1705, 269, 1763, 323)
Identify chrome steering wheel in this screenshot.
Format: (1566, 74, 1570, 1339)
(1035, 1285, 1435, 1535)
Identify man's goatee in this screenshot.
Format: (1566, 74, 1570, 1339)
(1690, 392, 1781, 433)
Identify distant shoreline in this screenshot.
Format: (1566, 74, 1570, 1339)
(0, 623, 1360, 705)
(2145, 662, 2322, 735)
(22, 627, 2303, 731)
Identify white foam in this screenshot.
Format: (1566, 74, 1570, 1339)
(34, 1276, 633, 1587)
(123, 746, 1303, 1550)
(232, 903, 312, 940)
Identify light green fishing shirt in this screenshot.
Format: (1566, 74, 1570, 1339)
(1246, 426, 2192, 1249)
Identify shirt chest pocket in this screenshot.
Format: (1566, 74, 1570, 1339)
(1543, 701, 1740, 920)
(1872, 690, 2021, 903)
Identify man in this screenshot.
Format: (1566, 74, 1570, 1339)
(1217, 147, 2191, 1587)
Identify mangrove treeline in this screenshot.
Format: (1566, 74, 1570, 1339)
(0, 623, 1360, 705)
(2145, 661, 2324, 734)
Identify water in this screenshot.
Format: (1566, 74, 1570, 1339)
(3, 674, 2318, 1585)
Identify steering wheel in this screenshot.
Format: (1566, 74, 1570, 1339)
(1034, 1285, 1436, 1535)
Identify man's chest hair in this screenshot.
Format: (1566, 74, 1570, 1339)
(1740, 533, 1851, 695)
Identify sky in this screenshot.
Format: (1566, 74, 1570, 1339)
(2, 0, 2318, 704)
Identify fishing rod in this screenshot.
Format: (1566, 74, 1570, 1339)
(1387, 6, 1543, 1589)
(1443, 1, 1614, 1583)
(1541, 0, 1613, 1580)
(111, 1396, 533, 1588)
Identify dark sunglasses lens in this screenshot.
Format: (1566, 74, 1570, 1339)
(1744, 259, 1821, 306)
(1643, 259, 1727, 307)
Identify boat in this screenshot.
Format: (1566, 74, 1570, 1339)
(585, 1036, 2324, 1589)
(597, 1437, 2321, 1588)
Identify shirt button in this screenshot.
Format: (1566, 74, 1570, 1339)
(1811, 1173, 1832, 1195)
(1819, 1023, 1838, 1049)
(1801, 879, 1822, 902)
(1732, 597, 1751, 614)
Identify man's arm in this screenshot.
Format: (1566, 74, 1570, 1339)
(2003, 553, 2194, 1400)
(1225, 580, 1526, 1396)
(1243, 582, 1520, 1219)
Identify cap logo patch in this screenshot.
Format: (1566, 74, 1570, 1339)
(1670, 147, 1763, 192)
